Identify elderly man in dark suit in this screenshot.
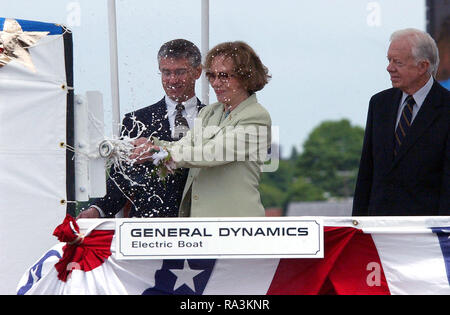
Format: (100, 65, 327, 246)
(78, 39, 204, 218)
(353, 28, 450, 216)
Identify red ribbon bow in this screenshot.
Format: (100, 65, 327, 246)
(53, 215, 115, 282)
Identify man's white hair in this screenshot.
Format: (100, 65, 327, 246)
(390, 28, 440, 77)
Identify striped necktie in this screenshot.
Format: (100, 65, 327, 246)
(173, 103, 189, 140)
(394, 95, 415, 155)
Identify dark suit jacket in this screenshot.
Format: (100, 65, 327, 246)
(353, 81, 450, 216)
(93, 97, 204, 217)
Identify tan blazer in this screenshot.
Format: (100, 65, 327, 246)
(155, 94, 271, 217)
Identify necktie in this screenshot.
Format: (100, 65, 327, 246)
(394, 95, 415, 155)
(173, 103, 189, 140)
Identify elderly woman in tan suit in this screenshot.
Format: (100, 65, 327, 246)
(132, 41, 272, 217)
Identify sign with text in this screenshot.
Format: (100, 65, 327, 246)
(115, 217, 323, 260)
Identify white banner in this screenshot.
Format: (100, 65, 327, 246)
(115, 217, 323, 259)
(16, 216, 450, 295)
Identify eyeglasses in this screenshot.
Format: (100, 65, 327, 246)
(159, 69, 189, 78)
(205, 71, 235, 83)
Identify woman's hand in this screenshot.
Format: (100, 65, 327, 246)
(129, 137, 160, 164)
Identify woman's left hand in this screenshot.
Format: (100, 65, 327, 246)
(129, 137, 160, 164)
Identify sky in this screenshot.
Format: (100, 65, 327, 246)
(1, 0, 426, 157)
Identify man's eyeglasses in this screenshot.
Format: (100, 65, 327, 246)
(205, 71, 235, 83)
(160, 69, 189, 78)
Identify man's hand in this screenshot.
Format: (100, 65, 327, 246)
(129, 137, 160, 164)
(76, 207, 100, 219)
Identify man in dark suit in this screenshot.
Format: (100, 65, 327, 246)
(78, 39, 204, 218)
(353, 28, 450, 216)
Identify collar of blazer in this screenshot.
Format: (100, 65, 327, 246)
(200, 93, 258, 129)
(389, 81, 444, 169)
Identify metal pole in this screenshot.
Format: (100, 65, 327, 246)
(201, 0, 210, 105)
(107, 0, 121, 138)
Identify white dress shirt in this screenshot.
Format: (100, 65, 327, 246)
(396, 76, 434, 126)
(165, 95, 199, 139)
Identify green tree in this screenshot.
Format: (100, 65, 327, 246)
(285, 176, 326, 204)
(259, 159, 295, 209)
(295, 119, 364, 198)
(259, 183, 285, 208)
(259, 157, 326, 211)
(260, 159, 293, 191)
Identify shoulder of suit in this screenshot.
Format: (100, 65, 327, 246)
(371, 87, 398, 99)
(199, 97, 271, 121)
(241, 97, 270, 115)
(198, 101, 221, 116)
(368, 87, 401, 106)
(434, 81, 450, 105)
(123, 98, 166, 119)
(233, 99, 272, 126)
(246, 101, 271, 124)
